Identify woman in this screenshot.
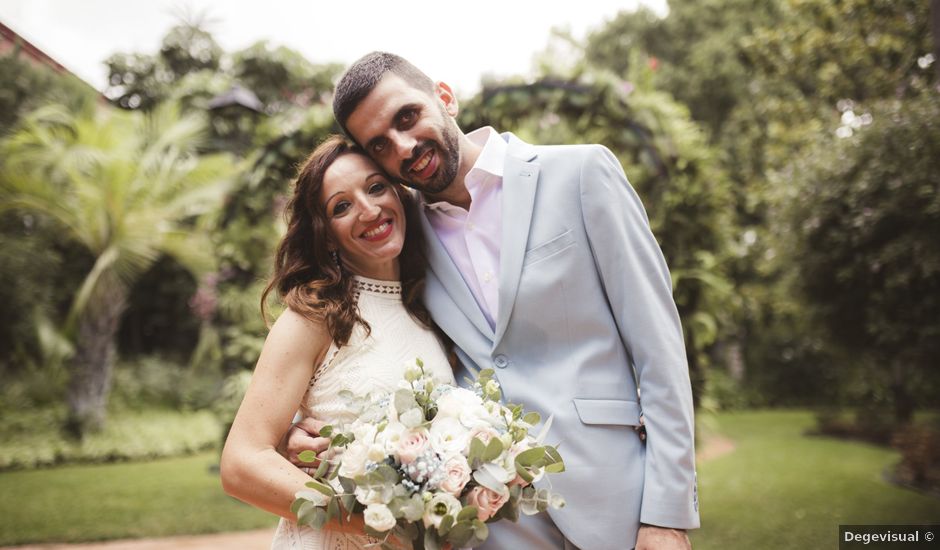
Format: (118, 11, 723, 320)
(220, 135, 455, 549)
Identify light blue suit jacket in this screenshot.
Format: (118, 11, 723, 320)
(420, 133, 699, 549)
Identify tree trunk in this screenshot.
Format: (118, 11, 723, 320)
(891, 359, 914, 425)
(65, 283, 128, 439)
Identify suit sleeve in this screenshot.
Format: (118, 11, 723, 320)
(578, 145, 700, 529)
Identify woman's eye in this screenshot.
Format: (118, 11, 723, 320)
(332, 202, 350, 216)
(369, 182, 387, 194)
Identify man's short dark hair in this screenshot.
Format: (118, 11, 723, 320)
(333, 52, 435, 139)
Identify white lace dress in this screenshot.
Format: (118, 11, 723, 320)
(271, 275, 455, 550)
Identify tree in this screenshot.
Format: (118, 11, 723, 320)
(459, 58, 734, 403)
(788, 94, 940, 423)
(0, 103, 237, 436)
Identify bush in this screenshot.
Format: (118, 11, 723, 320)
(110, 355, 224, 411)
(0, 408, 220, 470)
(893, 423, 940, 494)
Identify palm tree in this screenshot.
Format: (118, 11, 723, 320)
(1, 102, 237, 437)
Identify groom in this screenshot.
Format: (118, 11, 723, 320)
(292, 52, 699, 549)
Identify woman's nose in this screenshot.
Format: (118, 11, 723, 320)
(358, 199, 382, 221)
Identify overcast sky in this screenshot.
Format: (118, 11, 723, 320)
(0, 0, 666, 97)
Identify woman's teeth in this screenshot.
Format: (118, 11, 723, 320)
(363, 221, 390, 238)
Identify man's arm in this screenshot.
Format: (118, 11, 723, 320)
(578, 145, 700, 531)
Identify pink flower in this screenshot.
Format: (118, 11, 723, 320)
(467, 425, 500, 446)
(397, 428, 430, 464)
(464, 486, 509, 522)
(438, 455, 471, 496)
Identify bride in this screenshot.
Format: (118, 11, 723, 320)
(220, 135, 455, 549)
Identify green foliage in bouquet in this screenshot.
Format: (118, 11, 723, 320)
(291, 360, 565, 549)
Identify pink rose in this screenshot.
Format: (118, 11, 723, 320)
(439, 455, 471, 496)
(464, 486, 509, 522)
(508, 473, 530, 488)
(468, 425, 500, 446)
(397, 428, 430, 464)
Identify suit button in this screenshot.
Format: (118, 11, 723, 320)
(494, 355, 509, 368)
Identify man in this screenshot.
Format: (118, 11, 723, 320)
(291, 51, 699, 550)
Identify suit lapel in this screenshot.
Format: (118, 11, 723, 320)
(493, 135, 540, 347)
(417, 201, 494, 339)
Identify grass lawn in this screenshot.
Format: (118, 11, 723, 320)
(0, 452, 275, 546)
(691, 410, 940, 550)
(1, 410, 937, 547)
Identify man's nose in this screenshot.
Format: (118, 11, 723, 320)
(391, 131, 417, 161)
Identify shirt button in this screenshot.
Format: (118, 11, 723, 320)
(467, 222, 475, 231)
(494, 354, 509, 369)
(482, 271, 492, 283)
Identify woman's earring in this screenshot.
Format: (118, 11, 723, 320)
(330, 249, 341, 271)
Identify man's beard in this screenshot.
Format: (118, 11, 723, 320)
(399, 121, 460, 195)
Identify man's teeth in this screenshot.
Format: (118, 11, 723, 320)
(363, 221, 390, 238)
(411, 151, 432, 173)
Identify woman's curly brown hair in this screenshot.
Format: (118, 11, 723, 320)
(261, 135, 434, 346)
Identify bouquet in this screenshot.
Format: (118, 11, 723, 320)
(292, 359, 565, 549)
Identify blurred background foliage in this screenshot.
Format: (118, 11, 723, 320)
(0, 0, 937, 499)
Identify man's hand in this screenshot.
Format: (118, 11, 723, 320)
(280, 417, 332, 469)
(635, 525, 691, 550)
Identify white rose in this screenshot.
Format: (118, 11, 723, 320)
(422, 492, 462, 529)
(338, 440, 370, 478)
(376, 421, 406, 454)
(352, 422, 377, 444)
(355, 485, 394, 505)
(436, 388, 483, 419)
(429, 416, 470, 456)
(363, 503, 397, 532)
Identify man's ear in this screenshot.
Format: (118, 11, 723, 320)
(436, 81, 459, 118)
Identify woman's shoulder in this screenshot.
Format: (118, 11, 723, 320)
(266, 307, 331, 351)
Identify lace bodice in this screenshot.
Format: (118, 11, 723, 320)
(301, 276, 454, 427)
(272, 275, 454, 550)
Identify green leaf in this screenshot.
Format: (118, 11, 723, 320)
(305, 479, 334, 497)
(515, 460, 535, 483)
(395, 388, 418, 413)
(457, 505, 478, 522)
(472, 519, 489, 541)
(298, 450, 318, 464)
(522, 411, 541, 425)
(326, 496, 340, 523)
(447, 522, 475, 548)
(468, 437, 486, 464)
(482, 438, 504, 462)
(320, 425, 333, 438)
(514, 446, 546, 468)
(438, 514, 454, 536)
(314, 456, 330, 478)
(424, 527, 442, 550)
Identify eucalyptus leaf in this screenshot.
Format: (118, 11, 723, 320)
(456, 505, 478, 522)
(297, 450, 318, 464)
(482, 437, 504, 462)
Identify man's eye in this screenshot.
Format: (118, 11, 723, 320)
(372, 141, 386, 154)
(369, 182, 387, 194)
(400, 110, 416, 127)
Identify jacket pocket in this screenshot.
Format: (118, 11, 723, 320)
(573, 398, 642, 426)
(523, 230, 575, 266)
